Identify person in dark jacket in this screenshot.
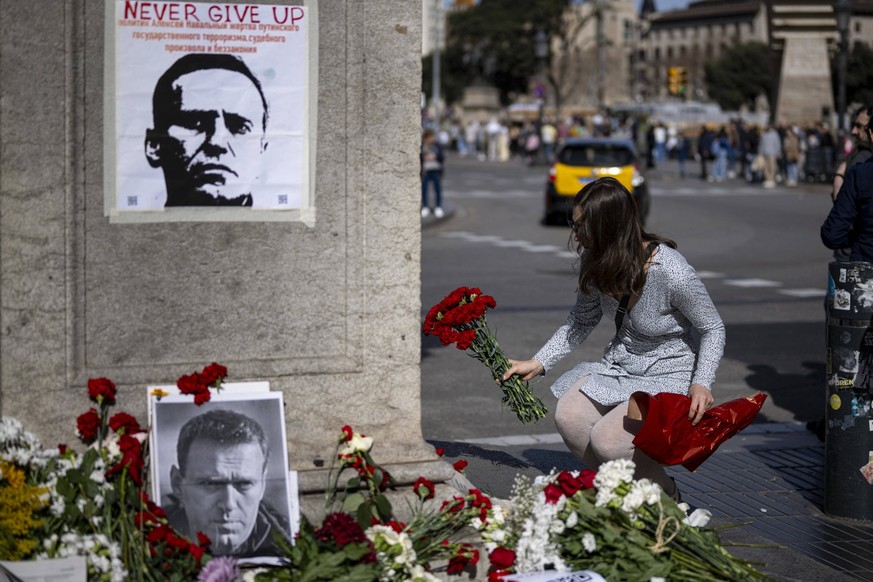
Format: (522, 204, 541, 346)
(821, 117, 873, 260)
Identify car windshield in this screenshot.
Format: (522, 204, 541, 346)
(558, 145, 635, 167)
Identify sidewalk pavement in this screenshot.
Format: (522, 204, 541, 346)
(429, 423, 873, 581)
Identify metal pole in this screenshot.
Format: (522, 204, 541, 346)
(836, 0, 850, 133)
(431, 0, 442, 128)
(596, 0, 605, 112)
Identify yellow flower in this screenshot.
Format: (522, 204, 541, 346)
(0, 460, 47, 560)
(150, 388, 169, 399)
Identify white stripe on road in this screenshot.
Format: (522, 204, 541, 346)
(778, 288, 826, 298)
(650, 186, 787, 197)
(438, 231, 823, 302)
(723, 278, 782, 288)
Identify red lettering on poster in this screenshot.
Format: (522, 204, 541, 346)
(272, 6, 304, 25)
(123, 2, 199, 22)
(207, 4, 261, 24)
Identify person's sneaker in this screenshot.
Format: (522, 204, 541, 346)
(421, 207, 431, 217)
(434, 207, 445, 218)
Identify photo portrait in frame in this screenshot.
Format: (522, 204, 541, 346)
(149, 391, 292, 560)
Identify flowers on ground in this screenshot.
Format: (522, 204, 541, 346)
(477, 460, 771, 581)
(264, 424, 489, 581)
(423, 287, 548, 424)
(1, 366, 227, 581)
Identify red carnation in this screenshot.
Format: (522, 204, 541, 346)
(489, 547, 516, 570)
(200, 362, 228, 386)
(177, 372, 211, 406)
(105, 434, 144, 486)
(579, 468, 597, 489)
(58, 444, 68, 455)
(448, 543, 480, 574)
(340, 425, 354, 442)
(543, 483, 564, 504)
(453, 459, 468, 473)
(177, 372, 205, 394)
(556, 470, 582, 497)
(414, 476, 435, 500)
(76, 408, 101, 444)
(109, 412, 143, 435)
(435, 447, 445, 457)
(315, 512, 368, 548)
(87, 377, 117, 406)
(196, 532, 211, 547)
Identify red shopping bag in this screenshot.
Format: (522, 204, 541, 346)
(627, 391, 767, 472)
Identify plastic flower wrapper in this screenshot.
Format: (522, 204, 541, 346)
(476, 460, 773, 582)
(628, 392, 767, 471)
(423, 286, 548, 424)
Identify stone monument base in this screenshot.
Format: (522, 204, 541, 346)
(775, 36, 834, 125)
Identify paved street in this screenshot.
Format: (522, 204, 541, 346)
(422, 153, 835, 440)
(418, 154, 873, 580)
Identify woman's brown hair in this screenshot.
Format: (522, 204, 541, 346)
(570, 177, 676, 297)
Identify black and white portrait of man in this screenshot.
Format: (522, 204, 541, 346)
(145, 54, 269, 207)
(112, 2, 309, 217)
(151, 393, 292, 559)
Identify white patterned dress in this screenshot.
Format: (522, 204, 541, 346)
(534, 245, 725, 405)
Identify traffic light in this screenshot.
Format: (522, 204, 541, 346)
(667, 66, 688, 97)
(677, 66, 688, 96)
(667, 67, 680, 95)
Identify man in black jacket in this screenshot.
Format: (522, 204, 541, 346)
(821, 118, 873, 261)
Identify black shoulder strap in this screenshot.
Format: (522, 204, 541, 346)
(614, 242, 659, 335)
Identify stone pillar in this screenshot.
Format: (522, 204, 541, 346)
(775, 36, 835, 125)
(0, 0, 451, 516)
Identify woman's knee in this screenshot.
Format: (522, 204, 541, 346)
(589, 421, 633, 462)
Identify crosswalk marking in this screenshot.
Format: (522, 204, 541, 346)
(438, 231, 823, 302)
(778, 288, 826, 298)
(724, 278, 782, 288)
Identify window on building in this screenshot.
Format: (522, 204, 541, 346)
(667, 46, 673, 59)
(655, 47, 661, 60)
(680, 45, 687, 57)
(855, 21, 861, 33)
(624, 19, 632, 45)
(638, 48, 646, 62)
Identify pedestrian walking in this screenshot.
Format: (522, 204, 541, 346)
(697, 125, 714, 181)
(503, 177, 725, 500)
(758, 124, 782, 188)
(783, 126, 800, 187)
(676, 130, 691, 179)
(420, 129, 444, 218)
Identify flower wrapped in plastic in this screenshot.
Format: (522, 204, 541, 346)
(423, 287, 548, 424)
(476, 460, 771, 581)
(628, 392, 768, 471)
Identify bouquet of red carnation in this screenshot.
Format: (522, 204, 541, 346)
(423, 287, 548, 424)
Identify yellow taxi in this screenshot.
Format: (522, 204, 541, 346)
(543, 138, 650, 225)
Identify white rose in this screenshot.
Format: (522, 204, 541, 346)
(339, 433, 374, 456)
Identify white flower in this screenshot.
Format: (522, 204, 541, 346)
(593, 459, 635, 490)
(651, 578, 667, 582)
(582, 532, 597, 553)
(339, 433, 374, 456)
(565, 511, 579, 529)
(683, 508, 712, 528)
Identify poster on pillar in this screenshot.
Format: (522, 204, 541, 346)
(105, 0, 314, 222)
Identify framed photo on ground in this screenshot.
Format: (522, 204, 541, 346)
(149, 390, 293, 560)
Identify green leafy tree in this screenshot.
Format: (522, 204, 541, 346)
(423, 0, 570, 107)
(704, 42, 773, 111)
(832, 42, 873, 107)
